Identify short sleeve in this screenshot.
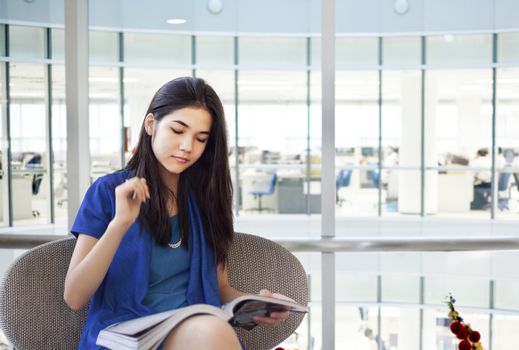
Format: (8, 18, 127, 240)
(70, 176, 116, 239)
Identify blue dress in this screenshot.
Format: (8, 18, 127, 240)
(70, 170, 220, 349)
(142, 216, 190, 312)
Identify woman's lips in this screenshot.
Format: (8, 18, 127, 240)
(173, 156, 188, 163)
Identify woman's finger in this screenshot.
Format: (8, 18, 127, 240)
(271, 292, 295, 303)
(268, 311, 289, 320)
(253, 316, 279, 326)
(125, 177, 148, 203)
(132, 180, 148, 202)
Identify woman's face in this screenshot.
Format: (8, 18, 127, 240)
(145, 107, 212, 178)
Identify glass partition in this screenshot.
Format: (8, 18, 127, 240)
(89, 66, 121, 180)
(8, 25, 45, 60)
(425, 69, 493, 218)
(427, 34, 492, 66)
(51, 65, 67, 223)
(9, 63, 48, 225)
(496, 68, 519, 219)
(238, 70, 308, 214)
(335, 70, 380, 216)
(124, 33, 191, 66)
(0, 59, 6, 226)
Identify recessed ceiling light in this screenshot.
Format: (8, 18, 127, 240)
(166, 18, 187, 25)
(207, 0, 224, 14)
(393, 0, 409, 15)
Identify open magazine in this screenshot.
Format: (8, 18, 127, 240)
(96, 294, 309, 350)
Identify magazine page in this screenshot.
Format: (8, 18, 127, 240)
(97, 305, 228, 349)
(103, 309, 178, 336)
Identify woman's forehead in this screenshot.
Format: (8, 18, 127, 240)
(162, 107, 212, 131)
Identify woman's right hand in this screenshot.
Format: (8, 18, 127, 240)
(113, 177, 150, 227)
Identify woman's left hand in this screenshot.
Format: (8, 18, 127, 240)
(253, 289, 293, 327)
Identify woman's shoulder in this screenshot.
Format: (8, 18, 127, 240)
(92, 169, 130, 191)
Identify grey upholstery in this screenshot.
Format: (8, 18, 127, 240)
(0, 238, 86, 350)
(227, 233, 308, 350)
(0, 232, 308, 350)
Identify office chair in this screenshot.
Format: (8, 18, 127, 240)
(369, 168, 380, 188)
(498, 172, 512, 210)
(514, 173, 519, 192)
(249, 172, 278, 212)
(0, 233, 308, 350)
(336, 169, 352, 207)
(25, 154, 44, 217)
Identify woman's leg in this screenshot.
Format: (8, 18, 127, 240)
(162, 315, 241, 350)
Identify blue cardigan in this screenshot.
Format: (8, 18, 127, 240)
(70, 171, 220, 349)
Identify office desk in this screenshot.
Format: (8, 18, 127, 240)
(277, 177, 321, 214)
(0, 174, 34, 221)
(277, 177, 305, 213)
(438, 172, 473, 213)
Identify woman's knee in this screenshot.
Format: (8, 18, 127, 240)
(164, 315, 241, 349)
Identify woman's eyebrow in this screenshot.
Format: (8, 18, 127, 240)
(172, 120, 210, 135)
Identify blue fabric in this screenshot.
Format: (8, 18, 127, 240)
(70, 170, 220, 350)
(142, 216, 190, 312)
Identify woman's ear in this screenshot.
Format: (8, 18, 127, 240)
(144, 113, 155, 136)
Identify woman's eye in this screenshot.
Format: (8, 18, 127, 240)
(197, 138, 208, 143)
(171, 128, 182, 134)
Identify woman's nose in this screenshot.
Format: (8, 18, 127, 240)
(179, 137, 192, 152)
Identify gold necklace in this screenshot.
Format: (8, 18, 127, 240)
(168, 237, 182, 249)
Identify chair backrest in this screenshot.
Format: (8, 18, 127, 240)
(267, 172, 278, 194)
(336, 169, 351, 189)
(0, 238, 85, 350)
(0, 233, 308, 350)
(498, 172, 512, 192)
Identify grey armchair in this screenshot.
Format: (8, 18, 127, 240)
(0, 232, 308, 350)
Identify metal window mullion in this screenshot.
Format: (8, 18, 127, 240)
(377, 274, 382, 350)
(419, 276, 425, 350)
(489, 279, 494, 350)
(377, 37, 383, 217)
(45, 27, 55, 223)
(118, 32, 125, 168)
(191, 35, 196, 77)
(490, 33, 497, 219)
(420, 36, 426, 217)
(306, 37, 311, 215)
(2, 24, 13, 226)
(233, 36, 240, 216)
(321, 0, 336, 349)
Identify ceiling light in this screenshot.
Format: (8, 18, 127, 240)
(393, 0, 409, 15)
(207, 0, 224, 14)
(166, 18, 187, 25)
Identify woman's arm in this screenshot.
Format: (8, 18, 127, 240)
(217, 264, 290, 326)
(217, 263, 247, 304)
(63, 177, 149, 310)
(63, 219, 131, 310)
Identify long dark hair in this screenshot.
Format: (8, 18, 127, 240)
(126, 77, 234, 265)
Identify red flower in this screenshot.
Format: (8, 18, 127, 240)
(450, 321, 464, 335)
(458, 339, 471, 350)
(456, 326, 469, 340)
(469, 330, 481, 343)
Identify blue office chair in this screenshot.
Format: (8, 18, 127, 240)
(249, 172, 277, 212)
(498, 172, 512, 210)
(336, 169, 352, 206)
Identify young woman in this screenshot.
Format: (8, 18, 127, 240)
(64, 77, 289, 349)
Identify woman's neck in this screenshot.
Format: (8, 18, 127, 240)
(159, 168, 179, 193)
(159, 168, 179, 216)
